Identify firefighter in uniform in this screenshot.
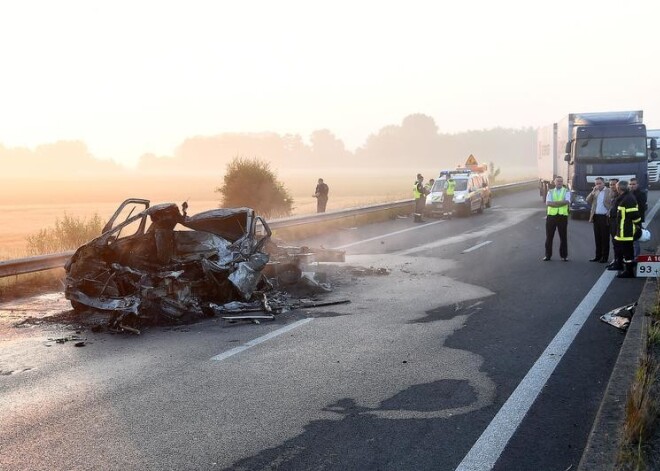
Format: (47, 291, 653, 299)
(443, 177, 456, 218)
(612, 180, 642, 278)
(413, 174, 426, 223)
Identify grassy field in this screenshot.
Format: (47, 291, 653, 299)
(0, 167, 534, 260)
(0, 193, 412, 259)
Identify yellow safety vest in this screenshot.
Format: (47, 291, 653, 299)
(446, 180, 455, 196)
(413, 182, 421, 199)
(614, 203, 641, 242)
(547, 188, 569, 216)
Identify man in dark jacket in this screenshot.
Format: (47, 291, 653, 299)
(313, 178, 329, 213)
(612, 180, 642, 278)
(630, 177, 647, 258)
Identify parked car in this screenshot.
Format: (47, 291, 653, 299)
(425, 170, 491, 217)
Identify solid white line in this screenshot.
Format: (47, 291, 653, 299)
(210, 318, 313, 361)
(462, 241, 492, 253)
(333, 220, 445, 249)
(454, 270, 617, 471)
(645, 197, 660, 225)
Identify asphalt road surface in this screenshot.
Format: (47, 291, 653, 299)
(1, 189, 657, 471)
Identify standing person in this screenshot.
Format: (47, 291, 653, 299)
(605, 179, 620, 266)
(586, 177, 611, 263)
(413, 174, 426, 223)
(612, 180, 642, 278)
(424, 178, 435, 194)
(443, 177, 456, 219)
(630, 177, 647, 258)
(313, 178, 329, 213)
(606, 180, 621, 269)
(543, 176, 571, 261)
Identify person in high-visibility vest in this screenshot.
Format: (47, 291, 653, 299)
(543, 176, 571, 261)
(443, 177, 456, 218)
(611, 180, 641, 278)
(413, 173, 426, 223)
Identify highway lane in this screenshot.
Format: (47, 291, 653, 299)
(0, 189, 656, 470)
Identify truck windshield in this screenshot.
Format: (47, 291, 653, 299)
(576, 137, 647, 161)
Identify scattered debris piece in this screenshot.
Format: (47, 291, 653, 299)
(46, 335, 86, 346)
(222, 315, 275, 324)
(349, 267, 390, 276)
(599, 303, 637, 330)
(74, 341, 86, 347)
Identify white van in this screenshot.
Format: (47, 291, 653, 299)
(425, 170, 491, 217)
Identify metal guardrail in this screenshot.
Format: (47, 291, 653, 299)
(0, 250, 75, 278)
(0, 179, 536, 278)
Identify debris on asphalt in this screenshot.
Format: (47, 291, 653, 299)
(46, 335, 86, 346)
(349, 267, 390, 276)
(599, 303, 637, 331)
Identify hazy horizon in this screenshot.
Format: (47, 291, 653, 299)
(1, 1, 659, 168)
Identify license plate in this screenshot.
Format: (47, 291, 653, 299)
(636, 255, 660, 277)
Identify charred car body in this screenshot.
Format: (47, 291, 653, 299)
(65, 199, 277, 327)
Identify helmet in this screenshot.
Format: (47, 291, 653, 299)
(640, 229, 651, 242)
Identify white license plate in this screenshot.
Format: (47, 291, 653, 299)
(636, 262, 660, 277)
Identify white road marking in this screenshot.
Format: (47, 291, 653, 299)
(210, 318, 313, 361)
(454, 270, 616, 471)
(333, 219, 445, 249)
(462, 241, 492, 253)
(396, 208, 538, 256)
(645, 197, 660, 224)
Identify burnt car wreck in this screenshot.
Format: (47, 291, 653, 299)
(65, 199, 344, 331)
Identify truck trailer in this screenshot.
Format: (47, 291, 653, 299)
(537, 110, 650, 218)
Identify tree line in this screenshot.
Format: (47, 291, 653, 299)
(0, 114, 536, 177)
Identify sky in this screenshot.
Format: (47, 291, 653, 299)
(1, 0, 659, 167)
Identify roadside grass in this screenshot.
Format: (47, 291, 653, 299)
(616, 286, 660, 470)
(25, 212, 103, 255)
(0, 213, 100, 302)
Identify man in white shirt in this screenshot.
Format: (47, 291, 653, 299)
(586, 177, 612, 263)
(543, 176, 571, 261)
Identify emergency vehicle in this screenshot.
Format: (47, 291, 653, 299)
(425, 156, 492, 217)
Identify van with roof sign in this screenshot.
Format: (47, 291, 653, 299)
(425, 157, 491, 217)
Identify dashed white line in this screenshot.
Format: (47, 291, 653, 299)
(462, 241, 492, 253)
(211, 318, 313, 361)
(333, 219, 445, 249)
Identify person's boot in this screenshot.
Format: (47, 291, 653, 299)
(607, 259, 624, 271)
(616, 261, 636, 278)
